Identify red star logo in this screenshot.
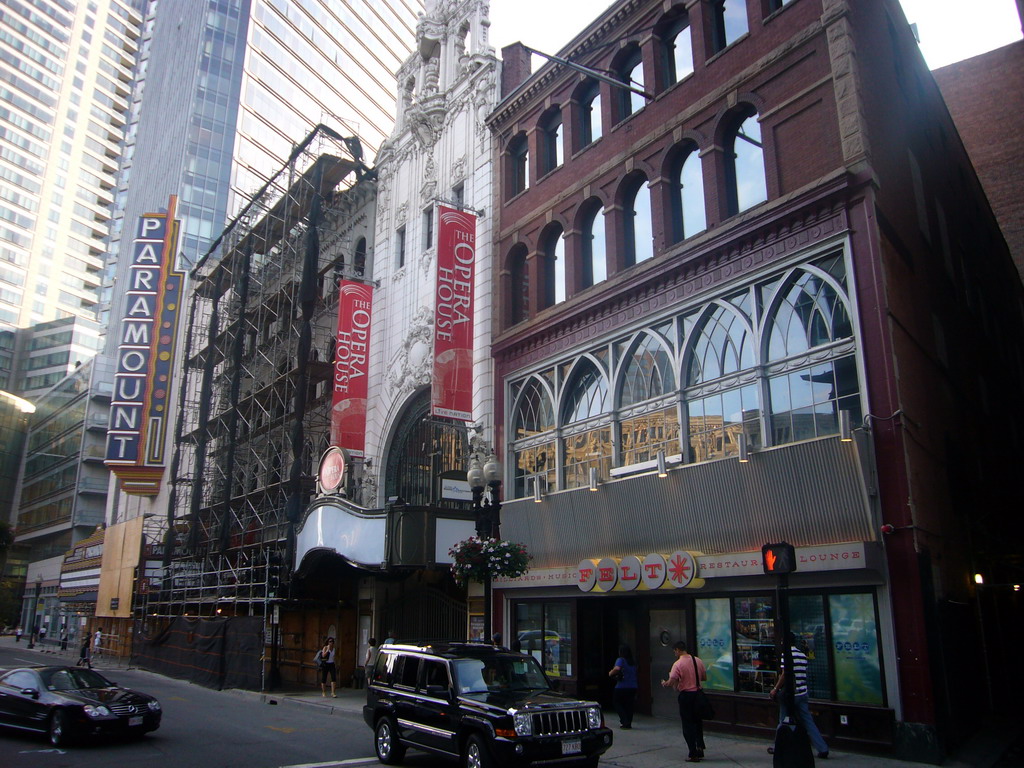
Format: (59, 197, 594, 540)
(669, 554, 691, 584)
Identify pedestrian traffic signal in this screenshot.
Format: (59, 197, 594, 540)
(762, 542, 796, 575)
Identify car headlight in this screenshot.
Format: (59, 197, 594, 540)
(147, 700, 161, 712)
(586, 705, 602, 729)
(83, 704, 111, 718)
(512, 710, 533, 736)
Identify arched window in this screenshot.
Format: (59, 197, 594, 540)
(725, 108, 767, 216)
(508, 243, 529, 326)
(539, 106, 563, 175)
(711, 0, 748, 53)
(561, 359, 611, 489)
(507, 132, 529, 197)
(764, 256, 860, 444)
(354, 237, 367, 277)
(541, 225, 566, 308)
(685, 301, 759, 462)
(384, 389, 469, 506)
(619, 333, 680, 465)
(577, 80, 602, 149)
(658, 9, 693, 87)
(581, 199, 607, 288)
(670, 144, 706, 242)
(510, 375, 556, 498)
(624, 176, 654, 266)
(614, 45, 645, 122)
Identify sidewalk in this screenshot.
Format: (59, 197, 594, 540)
(2, 636, 1014, 766)
(251, 684, 1013, 768)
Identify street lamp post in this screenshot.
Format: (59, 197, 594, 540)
(27, 575, 41, 649)
(467, 449, 502, 642)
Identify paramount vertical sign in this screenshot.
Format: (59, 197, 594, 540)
(431, 205, 476, 421)
(331, 280, 373, 456)
(104, 196, 185, 496)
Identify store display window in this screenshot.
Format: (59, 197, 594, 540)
(514, 602, 574, 678)
(694, 591, 884, 705)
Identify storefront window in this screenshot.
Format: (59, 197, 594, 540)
(695, 591, 884, 706)
(830, 593, 883, 705)
(789, 594, 830, 699)
(733, 596, 777, 693)
(695, 598, 733, 691)
(515, 602, 574, 678)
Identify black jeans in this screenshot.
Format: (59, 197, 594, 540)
(677, 690, 705, 758)
(612, 687, 637, 727)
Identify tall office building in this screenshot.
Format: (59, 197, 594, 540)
(105, 0, 423, 338)
(0, 0, 146, 333)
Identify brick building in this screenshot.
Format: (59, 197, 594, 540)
(933, 37, 1024, 278)
(484, 0, 1024, 761)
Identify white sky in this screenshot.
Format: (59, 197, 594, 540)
(487, 0, 1023, 71)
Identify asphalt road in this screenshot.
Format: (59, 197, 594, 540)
(0, 644, 397, 768)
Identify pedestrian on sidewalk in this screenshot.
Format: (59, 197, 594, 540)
(361, 637, 378, 686)
(38, 625, 47, 643)
(608, 644, 638, 729)
(661, 641, 707, 763)
(14, 626, 22, 643)
(93, 628, 103, 658)
(316, 637, 337, 697)
(78, 638, 92, 668)
(60, 630, 69, 651)
(769, 632, 829, 759)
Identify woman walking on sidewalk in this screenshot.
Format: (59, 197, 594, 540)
(608, 644, 638, 729)
(661, 641, 707, 763)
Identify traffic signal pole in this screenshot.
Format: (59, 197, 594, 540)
(763, 541, 813, 766)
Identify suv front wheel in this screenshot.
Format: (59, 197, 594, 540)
(374, 716, 406, 764)
(464, 733, 493, 768)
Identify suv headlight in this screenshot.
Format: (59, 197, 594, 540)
(586, 705, 602, 729)
(512, 710, 533, 736)
(84, 704, 111, 718)
(147, 700, 161, 712)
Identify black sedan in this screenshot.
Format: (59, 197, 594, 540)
(0, 666, 161, 746)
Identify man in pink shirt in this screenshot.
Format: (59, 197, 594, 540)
(661, 641, 708, 762)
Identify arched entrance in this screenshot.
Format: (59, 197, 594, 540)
(385, 389, 470, 506)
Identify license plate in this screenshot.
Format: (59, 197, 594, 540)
(561, 739, 581, 755)
(129, 716, 143, 726)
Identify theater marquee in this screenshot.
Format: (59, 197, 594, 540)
(104, 196, 185, 496)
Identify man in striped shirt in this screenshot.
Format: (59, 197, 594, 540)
(769, 632, 829, 759)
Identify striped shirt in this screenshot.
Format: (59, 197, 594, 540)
(788, 645, 809, 696)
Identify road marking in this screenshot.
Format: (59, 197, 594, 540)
(279, 759, 377, 768)
(266, 725, 297, 734)
(19, 749, 66, 755)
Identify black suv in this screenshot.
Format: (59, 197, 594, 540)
(363, 642, 613, 767)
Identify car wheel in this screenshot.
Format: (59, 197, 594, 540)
(464, 734, 493, 768)
(374, 716, 405, 764)
(48, 709, 73, 747)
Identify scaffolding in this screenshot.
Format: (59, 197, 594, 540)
(140, 124, 374, 621)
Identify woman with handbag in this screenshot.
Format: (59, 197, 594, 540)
(316, 637, 337, 697)
(661, 641, 708, 763)
(607, 644, 638, 728)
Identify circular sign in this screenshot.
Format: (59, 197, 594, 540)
(595, 557, 619, 592)
(665, 550, 696, 589)
(642, 552, 668, 590)
(318, 447, 348, 492)
(577, 559, 598, 592)
(618, 555, 642, 591)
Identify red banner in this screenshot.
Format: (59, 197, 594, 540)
(331, 280, 373, 455)
(432, 205, 476, 421)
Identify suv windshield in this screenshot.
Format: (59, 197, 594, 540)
(453, 655, 550, 694)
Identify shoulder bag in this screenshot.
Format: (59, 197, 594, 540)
(691, 656, 715, 720)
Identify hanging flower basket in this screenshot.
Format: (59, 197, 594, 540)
(449, 537, 532, 587)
